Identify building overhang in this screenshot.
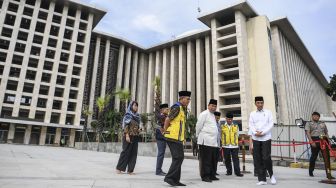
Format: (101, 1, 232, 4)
(68, 0, 107, 28)
(0, 118, 83, 129)
(198, 0, 258, 27)
(270, 17, 328, 86)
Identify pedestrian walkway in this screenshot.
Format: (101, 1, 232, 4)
(0, 144, 334, 188)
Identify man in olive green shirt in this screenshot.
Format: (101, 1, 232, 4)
(305, 112, 334, 179)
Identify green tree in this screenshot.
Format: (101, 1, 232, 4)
(104, 109, 122, 142)
(326, 74, 336, 101)
(96, 94, 111, 142)
(185, 115, 197, 141)
(153, 76, 161, 125)
(81, 105, 92, 142)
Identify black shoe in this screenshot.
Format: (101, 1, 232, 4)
(177, 182, 186, 186)
(309, 172, 314, 177)
(210, 176, 219, 181)
(327, 176, 335, 179)
(202, 177, 212, 183)
(164, 178, 178, 186)
(226, 173, 232, 176)
(156, 172, 167, 176)
(236, 173, 244, 177)
(215, 173, 219, 176)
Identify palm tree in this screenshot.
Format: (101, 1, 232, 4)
(153, 76, 161, 123)
(81, 105, 92, 142)
(96, 94, 111, 142)
(114, 88, 131, 116)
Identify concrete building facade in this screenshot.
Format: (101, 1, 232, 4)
(0, 0, 334, 146)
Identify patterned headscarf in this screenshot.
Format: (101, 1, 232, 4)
(122, 101, 141, 129)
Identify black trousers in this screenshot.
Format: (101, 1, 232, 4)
(253, 139, 273, 182)
(165, 141, 184, 183)
(223, 147, 241, 175)
(309, 137, 331, 177)
(214, 148, 221, 173)
(156, 139, 167, 174)
(116, 136, 139, 173)
(199, 145, 217, 179)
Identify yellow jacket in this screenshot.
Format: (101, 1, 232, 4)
(221, 123, 239, 146)
(164, 103, 186, 142)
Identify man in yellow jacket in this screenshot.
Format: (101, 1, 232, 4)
(163, 91, 191, 186)
(221, 113, 243, 177)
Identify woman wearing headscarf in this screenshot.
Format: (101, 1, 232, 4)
(116, 101, 141, 175)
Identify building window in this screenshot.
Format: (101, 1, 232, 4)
(64, 29, 73, 40)
(40, 0, 50, 10)
(69, 90, 78, 99)
(60, 53, 69, 62)
(1, 27, 13, 38)
(23, 83, 34, 93)
(62, 41, 71, 50)
(74, 55, 82, 65)
(37, 98, 47, 108)
(35, 111, 45, 121)
(39, 85, 49, 95)
(3, 94, 15, 104)
(50, 25, 59, 36)
(23, 7, 34, 16)
(67, 102, 76, 111)
(43, 61, 53, 71)
(15, 43, 26, 53)
(72, 67, 81, 76)
(41, 73, 51, 83)
(52, 100, 62, 110)
(25, 0, 36, 6)
(1, 107, 13, 118)
(12, 55, 23, 65)
(28, 58, 39, 68)
(0, 52, 6, 62)
(20, 96, 32, 106)
(19, 109, 30, 118)
(80, 11, 88, 20)
(54, 2, 64, 13)
(5, 14, 16, 26)
(58, 64, 67, 73)
(66, 19, 74, 27)
(35, 22, 46, 33)
(68, 6, 76, 17)
(47, 38, 57, 48)
(20, 18, 31, 30)
(0, 39, 10, 50)
(79, 22, 87, 30)
(38, 11, 48, 20)
(66, 115, 74, 125)
(56, 75, 66, 85)
(30, 46, 41, 56)
(18, 31, 29, 41)
(52, 15, 62, 24)
(50, 113, 60, 123)
(25, 70, 36, 80)
(46, 49, 55, 59)
(76, 45, 84, 53)
(7, 3, 18, 13)
(77, 33, 85, 43)
(71, 78, 79, 87)
(6, 80, 18, 91)
(32, 34, 42, 44)
(54, 87, 64, 97)
(0, 65, 4, 75)
(9, 67, 20, 78)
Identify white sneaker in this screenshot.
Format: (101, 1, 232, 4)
(270, 175, 277, 185)
(256, 181, 267, 185)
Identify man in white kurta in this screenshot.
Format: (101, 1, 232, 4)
(196, 99, 219, 182)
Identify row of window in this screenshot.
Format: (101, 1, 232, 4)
(6, 0, 89, 21)
(2, 15, 87, 42)
(3, 93, 77, 111)
(0, 106, 75, 124)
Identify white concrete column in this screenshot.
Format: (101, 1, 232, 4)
(115, 44, 125, 110)
(123, 47, 132, 90)
(140, 54, 149, 113)
(136, 53, 145, 113)
(101, 40, 111, 97)
(68, 128, 76, 147)
(155, 51, 162, 77)
(146, 53, 155, 113)
(131, 50, 139, 100)
(162, 48, 170, 103)
(170, 46, 179, 104)
(205, 36, 213, 101)
(178, 44, 187, 91)
(39, 126, 47, 146)
(7, 123, 15, 144)
(75, 13, 94, 126)
(54, 127, 62, 146)
(196, 39, 206, 115)
(87, 37, 101, 124)
(187, 41, 196, 115)
(210, 19, 220, 100)
(24, 125, 32, 145)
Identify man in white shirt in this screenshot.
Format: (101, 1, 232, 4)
(196, 99, 219, 182)
(249, 96, 276, 185)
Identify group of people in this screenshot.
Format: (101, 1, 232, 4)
(114, 90, 334, 186)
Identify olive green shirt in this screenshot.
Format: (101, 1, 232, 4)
(305, 121, 328, 137)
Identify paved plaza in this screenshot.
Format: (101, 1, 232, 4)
(0, 144, 334, 188)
